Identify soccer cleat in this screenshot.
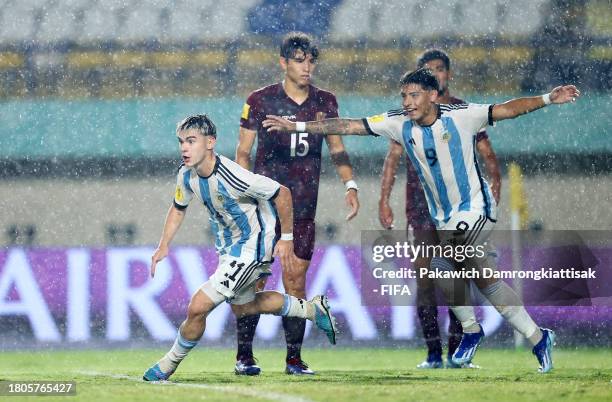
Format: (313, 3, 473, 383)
(451, 325, 485, 366)
(285, 358, 315, 375)
(532, 328, 555, 373)
(311, 295, 338, 345)
(142, 363, 174, 382)
(234, 356, 261, 376)
(416, 357, 443, 369)
(446, 357, 481, 369)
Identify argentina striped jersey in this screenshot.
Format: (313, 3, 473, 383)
(364, 103, 497, 228)
(174, 154, 280, 262)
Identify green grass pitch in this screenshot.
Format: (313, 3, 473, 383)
(1, 348, 610, 401)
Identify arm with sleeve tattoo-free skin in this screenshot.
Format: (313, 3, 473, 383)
(492, 85, 579, 121)
(378, 140, 403, 229)
(235, 127, 257, 170)
(272, 185, 297, 274)
(150, 205, 186, 278)
(476, 138, 501, 204)
(325, 135, 360, 220)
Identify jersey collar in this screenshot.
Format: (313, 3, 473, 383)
(279, 81, 313, 107)
(416, 105, 441, 128)
(197, 154, 220, 179)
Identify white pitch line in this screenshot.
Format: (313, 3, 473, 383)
(77, 370, 313, 402)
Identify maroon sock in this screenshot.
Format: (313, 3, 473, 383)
(236, 314, 260, 360)
(447, 308, 463, 358)
(282, 316, 306, 362)
(417, 305, 442, 360)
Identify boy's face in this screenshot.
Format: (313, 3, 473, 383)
(177, 128, 215, 168)
(424, 58, 451, 94)
(400, 83, 438, 123)
(280, 49, 317, 88)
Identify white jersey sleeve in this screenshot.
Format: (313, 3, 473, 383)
(217, 155, 281, 201)
(453, 103, 494, 133)
(174, 165, 194, 209)
(362, 110, 406, 143)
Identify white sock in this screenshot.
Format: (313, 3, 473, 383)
(450, 306, 480, 333)
(481, 281, 540, 343)
(158, 331, 199, 373)
(277, 294, 314, 320)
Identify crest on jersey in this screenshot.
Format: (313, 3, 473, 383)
(217, 194, 224, 203)
(175, 185, 183, 202)
(442, 131, 451, 142)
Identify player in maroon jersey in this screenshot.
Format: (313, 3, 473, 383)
(234, 32, 360, 375)
(378, 49, 501, 369)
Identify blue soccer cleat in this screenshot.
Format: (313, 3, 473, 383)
(451, 325, 485, 366)
(311, 295, 338, 345)
(285, 358, 315, 375)
(142, 363, 174, 382)
(532, 328, 555, 373)
(416, 355, 443, 369)
(234, 356, 261, 376)
(446, 357, 481, 369)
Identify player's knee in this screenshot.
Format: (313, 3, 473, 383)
(253, 290, 275, 306)
(187, 291, 216, 320)
(231, 303, 249, 317)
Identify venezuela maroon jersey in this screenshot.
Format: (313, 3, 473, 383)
(240, 83, 339, 221)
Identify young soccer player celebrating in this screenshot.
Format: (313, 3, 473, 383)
(143, 115, 337, 381)
(263, 68, 580, 373)
(378, 49, 501, 369)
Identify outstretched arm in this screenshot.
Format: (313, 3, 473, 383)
(379, 140, 403, 229)
(263, 115, 369, 136)
(492, 85, 580, 122)
(151, 205, 186, 278)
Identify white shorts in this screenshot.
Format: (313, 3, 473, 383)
(200, 255, 271, 306)
(437, 210, 496, 248)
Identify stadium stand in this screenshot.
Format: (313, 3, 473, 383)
(0, 0, 608, 96)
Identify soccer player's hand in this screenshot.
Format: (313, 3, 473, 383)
(274, 240, 296, 274)
(263, 115, 296, 133)
(378, 201, 394, 229)
(550, 85, 580, 104)
(345, 189, 359, 220)
(150, 244, 169, 278)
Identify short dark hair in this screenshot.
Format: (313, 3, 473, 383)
(417, 48, 451, 70)
(280, 31, 319, 61)
(399, 68, 440, 92)
(176, 114, 217, 138)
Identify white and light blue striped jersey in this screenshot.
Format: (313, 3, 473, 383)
(363, 103, 497, 228)
(174, 154, 281, 262)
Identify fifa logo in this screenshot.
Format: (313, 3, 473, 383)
(442, 131, 451, 142)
